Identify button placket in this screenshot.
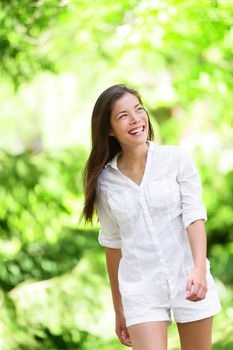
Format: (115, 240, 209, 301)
(140, 191, 171, 282)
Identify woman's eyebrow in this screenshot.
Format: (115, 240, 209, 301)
(114, 104, 141, 118)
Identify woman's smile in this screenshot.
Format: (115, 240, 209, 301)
(110, 92, 149, 146)
(128, 125, 145, 136)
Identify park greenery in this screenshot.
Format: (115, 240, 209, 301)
(0, 0, 232, 349)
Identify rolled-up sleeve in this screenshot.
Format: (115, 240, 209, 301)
(177, 147, 208, 230)
(95, 186, 121, 249)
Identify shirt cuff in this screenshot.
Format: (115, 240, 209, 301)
(98, 231, 121, 249)
(182, 210, 208, 231)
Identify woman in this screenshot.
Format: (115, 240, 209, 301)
(82, 84, 221, 350)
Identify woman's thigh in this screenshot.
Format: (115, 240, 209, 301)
(177, 316, 213, 350)
(127, 321, 168, 350)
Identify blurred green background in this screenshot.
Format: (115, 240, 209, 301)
(0, 0, 232, 349)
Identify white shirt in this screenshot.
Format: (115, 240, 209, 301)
(95, 141, 208, 299)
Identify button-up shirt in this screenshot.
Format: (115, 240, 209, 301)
(95, 141, 208, 299)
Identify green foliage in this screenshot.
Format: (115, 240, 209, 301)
(0, 0, 68, 86)
(0, 147, 87, 291)
(195, 152, 233, 284)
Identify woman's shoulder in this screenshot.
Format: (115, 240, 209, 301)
(150, 140, 179, 149)
(154, 143, 197, 170)
(96, 165, 116, 194)
(97, 168, 108, 189)
(151, 141, 182, 157)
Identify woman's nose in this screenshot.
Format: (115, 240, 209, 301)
(129, 112, 140, 123)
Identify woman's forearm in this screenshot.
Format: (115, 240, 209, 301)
(186, 219, 207, 271)
(105, 247, 124, 315)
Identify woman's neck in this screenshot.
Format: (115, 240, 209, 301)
(118, 142, 149, 171)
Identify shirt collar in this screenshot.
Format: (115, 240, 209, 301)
(104, 151, 120, 170)
(104, 140, 156, 170)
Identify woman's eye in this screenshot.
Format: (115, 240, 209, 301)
(137, 107, 144, 112)
(118, 114, 127, 119)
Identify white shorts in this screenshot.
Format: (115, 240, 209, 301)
(122, 268, 222, 328)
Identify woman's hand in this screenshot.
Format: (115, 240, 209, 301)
(186, 267, 207, 302)
(115, 311, 132, 347)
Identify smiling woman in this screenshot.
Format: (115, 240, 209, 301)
(109, 93, 148, 144)
(81, 84, 221, 350)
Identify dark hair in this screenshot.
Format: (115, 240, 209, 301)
(81, 84, 154, 223)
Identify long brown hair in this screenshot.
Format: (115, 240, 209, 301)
(81, 84, 154, 223)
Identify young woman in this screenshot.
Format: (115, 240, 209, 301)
(82, 84, 221, 350)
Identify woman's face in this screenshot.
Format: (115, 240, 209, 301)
(109, 92, 149, 149)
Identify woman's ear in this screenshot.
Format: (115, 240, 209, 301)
(109, 128, 115, 137)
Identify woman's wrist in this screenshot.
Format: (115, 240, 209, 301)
(193, 263, 206, 273)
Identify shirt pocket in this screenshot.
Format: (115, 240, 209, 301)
(118, 257, 144, 297)
(148, 177, 180, 211)
(107, 191, 139, 223)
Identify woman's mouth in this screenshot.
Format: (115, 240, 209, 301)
(128, 126, 145, 136)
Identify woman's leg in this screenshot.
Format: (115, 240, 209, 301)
(127, 321, 168, 350)
(177, 316, 213, 350)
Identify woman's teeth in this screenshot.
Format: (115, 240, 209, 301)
(129, 126, 144, 135)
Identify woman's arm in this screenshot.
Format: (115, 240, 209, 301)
(187, 219, 207, 270)
(185, 219, 208, 302)
(105, 248, 131, 347)
(105, 247, 123, 314)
